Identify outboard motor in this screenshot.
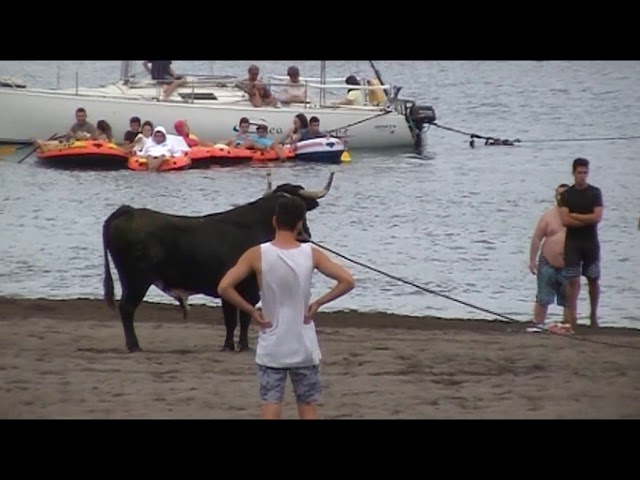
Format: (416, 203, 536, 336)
(408, 104, 437, 130)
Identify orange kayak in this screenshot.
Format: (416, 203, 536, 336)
(189, 145, 254, 168)
(251, 146, 295, 162)
(127, 154, 192, 172)
(35, 140, 129, 169)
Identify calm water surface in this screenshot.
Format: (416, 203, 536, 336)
(1, 61, 639, 328)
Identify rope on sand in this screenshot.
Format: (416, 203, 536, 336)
(311, 241, 640, 351)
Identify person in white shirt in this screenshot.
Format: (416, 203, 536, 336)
(278, 65, 308, 104)
(218, 196, 356, 420)
(141, 126, 182, 171)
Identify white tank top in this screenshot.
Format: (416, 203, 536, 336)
(255, 242, 322, 368)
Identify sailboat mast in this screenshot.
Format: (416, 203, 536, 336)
(320, 61, 326, 106)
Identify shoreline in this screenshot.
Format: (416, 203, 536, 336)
(2, 295, 639, 419)
(1, 295, 639, 337)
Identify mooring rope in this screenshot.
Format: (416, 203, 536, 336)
(429, 121, 640, 148)
(311, 240, 640, 350)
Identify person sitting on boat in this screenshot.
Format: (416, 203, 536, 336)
(239, 64, 278, 108)
(252, 123, 288, 161)
(128, 120, 154, 154)
(298, 116, 328, 141)
(65, 107, 97, 141)
(96, 120, 114, 142)
(280, 113, 309, 144)
(288, 116, 330, 152)
(123, 116, 142, 145)
(278, 66, 308, 105)
(224, 117, 255, 148)
(140, 126, 183, 172)
(142, 60, 188, 101)
(334, 75, 365, 107)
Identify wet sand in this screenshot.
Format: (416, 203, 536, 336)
(1, 296, 639, 419)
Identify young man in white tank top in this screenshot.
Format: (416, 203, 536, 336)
(218, 196, 355, 419)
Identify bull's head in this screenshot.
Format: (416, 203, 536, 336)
(263, 170, 335, 242)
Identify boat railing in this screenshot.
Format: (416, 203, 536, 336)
(127, 75, 397, 109)
(34, 68, 399, 111)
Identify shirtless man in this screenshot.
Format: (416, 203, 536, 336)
(529, 184, 570, 326)
(239, 65, 278, 108)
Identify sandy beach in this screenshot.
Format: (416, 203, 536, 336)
(1, 296, 638, 419)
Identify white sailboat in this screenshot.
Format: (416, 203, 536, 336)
(0, 61, 437, 150)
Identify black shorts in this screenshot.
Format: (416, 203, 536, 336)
(564, 240, 600, 280)
(154, 74, 184, 84)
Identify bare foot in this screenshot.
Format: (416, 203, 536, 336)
(590, 314, 599, 328)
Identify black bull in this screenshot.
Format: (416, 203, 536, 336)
(102, 172, 335, 353)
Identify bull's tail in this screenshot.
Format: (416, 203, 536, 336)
(103, 205, 135, 309)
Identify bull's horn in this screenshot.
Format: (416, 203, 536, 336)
(298, 171, 335, 200)
(263, 171, 273, 197)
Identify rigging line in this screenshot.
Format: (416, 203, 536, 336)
(310, 240, 640, 351)
(429, 122, 640, 144)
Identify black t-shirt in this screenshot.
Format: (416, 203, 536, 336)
(124, 130, 140, 143)
(147, 60, 172, 80)
(559, 184, 603, 244)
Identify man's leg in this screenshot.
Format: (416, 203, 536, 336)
(582, 250, 601, 328)
(562, 242, 582, 329)
(257, 365, 287, 419)
(290, 365, 321, 419)
(163, 77, 188, 100)
(533, 258, 555, 325)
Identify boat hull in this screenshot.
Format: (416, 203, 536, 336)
(0, 87, 418, 150)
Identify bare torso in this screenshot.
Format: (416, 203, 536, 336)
(540, 206, 566, 268)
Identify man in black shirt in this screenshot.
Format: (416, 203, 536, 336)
(559, 157, 604, 329)
(123, 116, 141, 144)
(142, 60, 187, 100)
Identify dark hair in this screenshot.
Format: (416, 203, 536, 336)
(287, 65, 300, 77)
(557, 183, 570, 190)
(572, 157, 589, 172)
(345, 75, 359, 86)
(96, 119, 113, 141)
(274, 196, 307, 232)
(130, 116, 141, 125)
(294, 113, 308, 131)
(239, 116, 250, 126)
(309, 116, 320, 124)
(141, 120, 153, 130)
(75, 107, 86, 114)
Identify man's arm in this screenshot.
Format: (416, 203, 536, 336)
(217, 247, 260, 317)
(568, 189, 603, 224)
(559, 206, 586, 227)
(310, 247, 355, 309)
(529, 214, 546, 268)
(568, 209, 602, 224)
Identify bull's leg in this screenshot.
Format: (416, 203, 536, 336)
(238, 310, 252, 352)
(221, 300, 238, 352)
(119, 282, 151, 352)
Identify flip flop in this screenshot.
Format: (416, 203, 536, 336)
(547, 323, 575, 335)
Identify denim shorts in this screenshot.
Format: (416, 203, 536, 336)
(536, 255, 568, 307)
(257, 364, 321, 404)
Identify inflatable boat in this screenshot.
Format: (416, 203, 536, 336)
(292, 137, 348, 164)
(35, 140, 129, 169)
(127, 154, 192, 172)
(189, 144, 254, 168)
